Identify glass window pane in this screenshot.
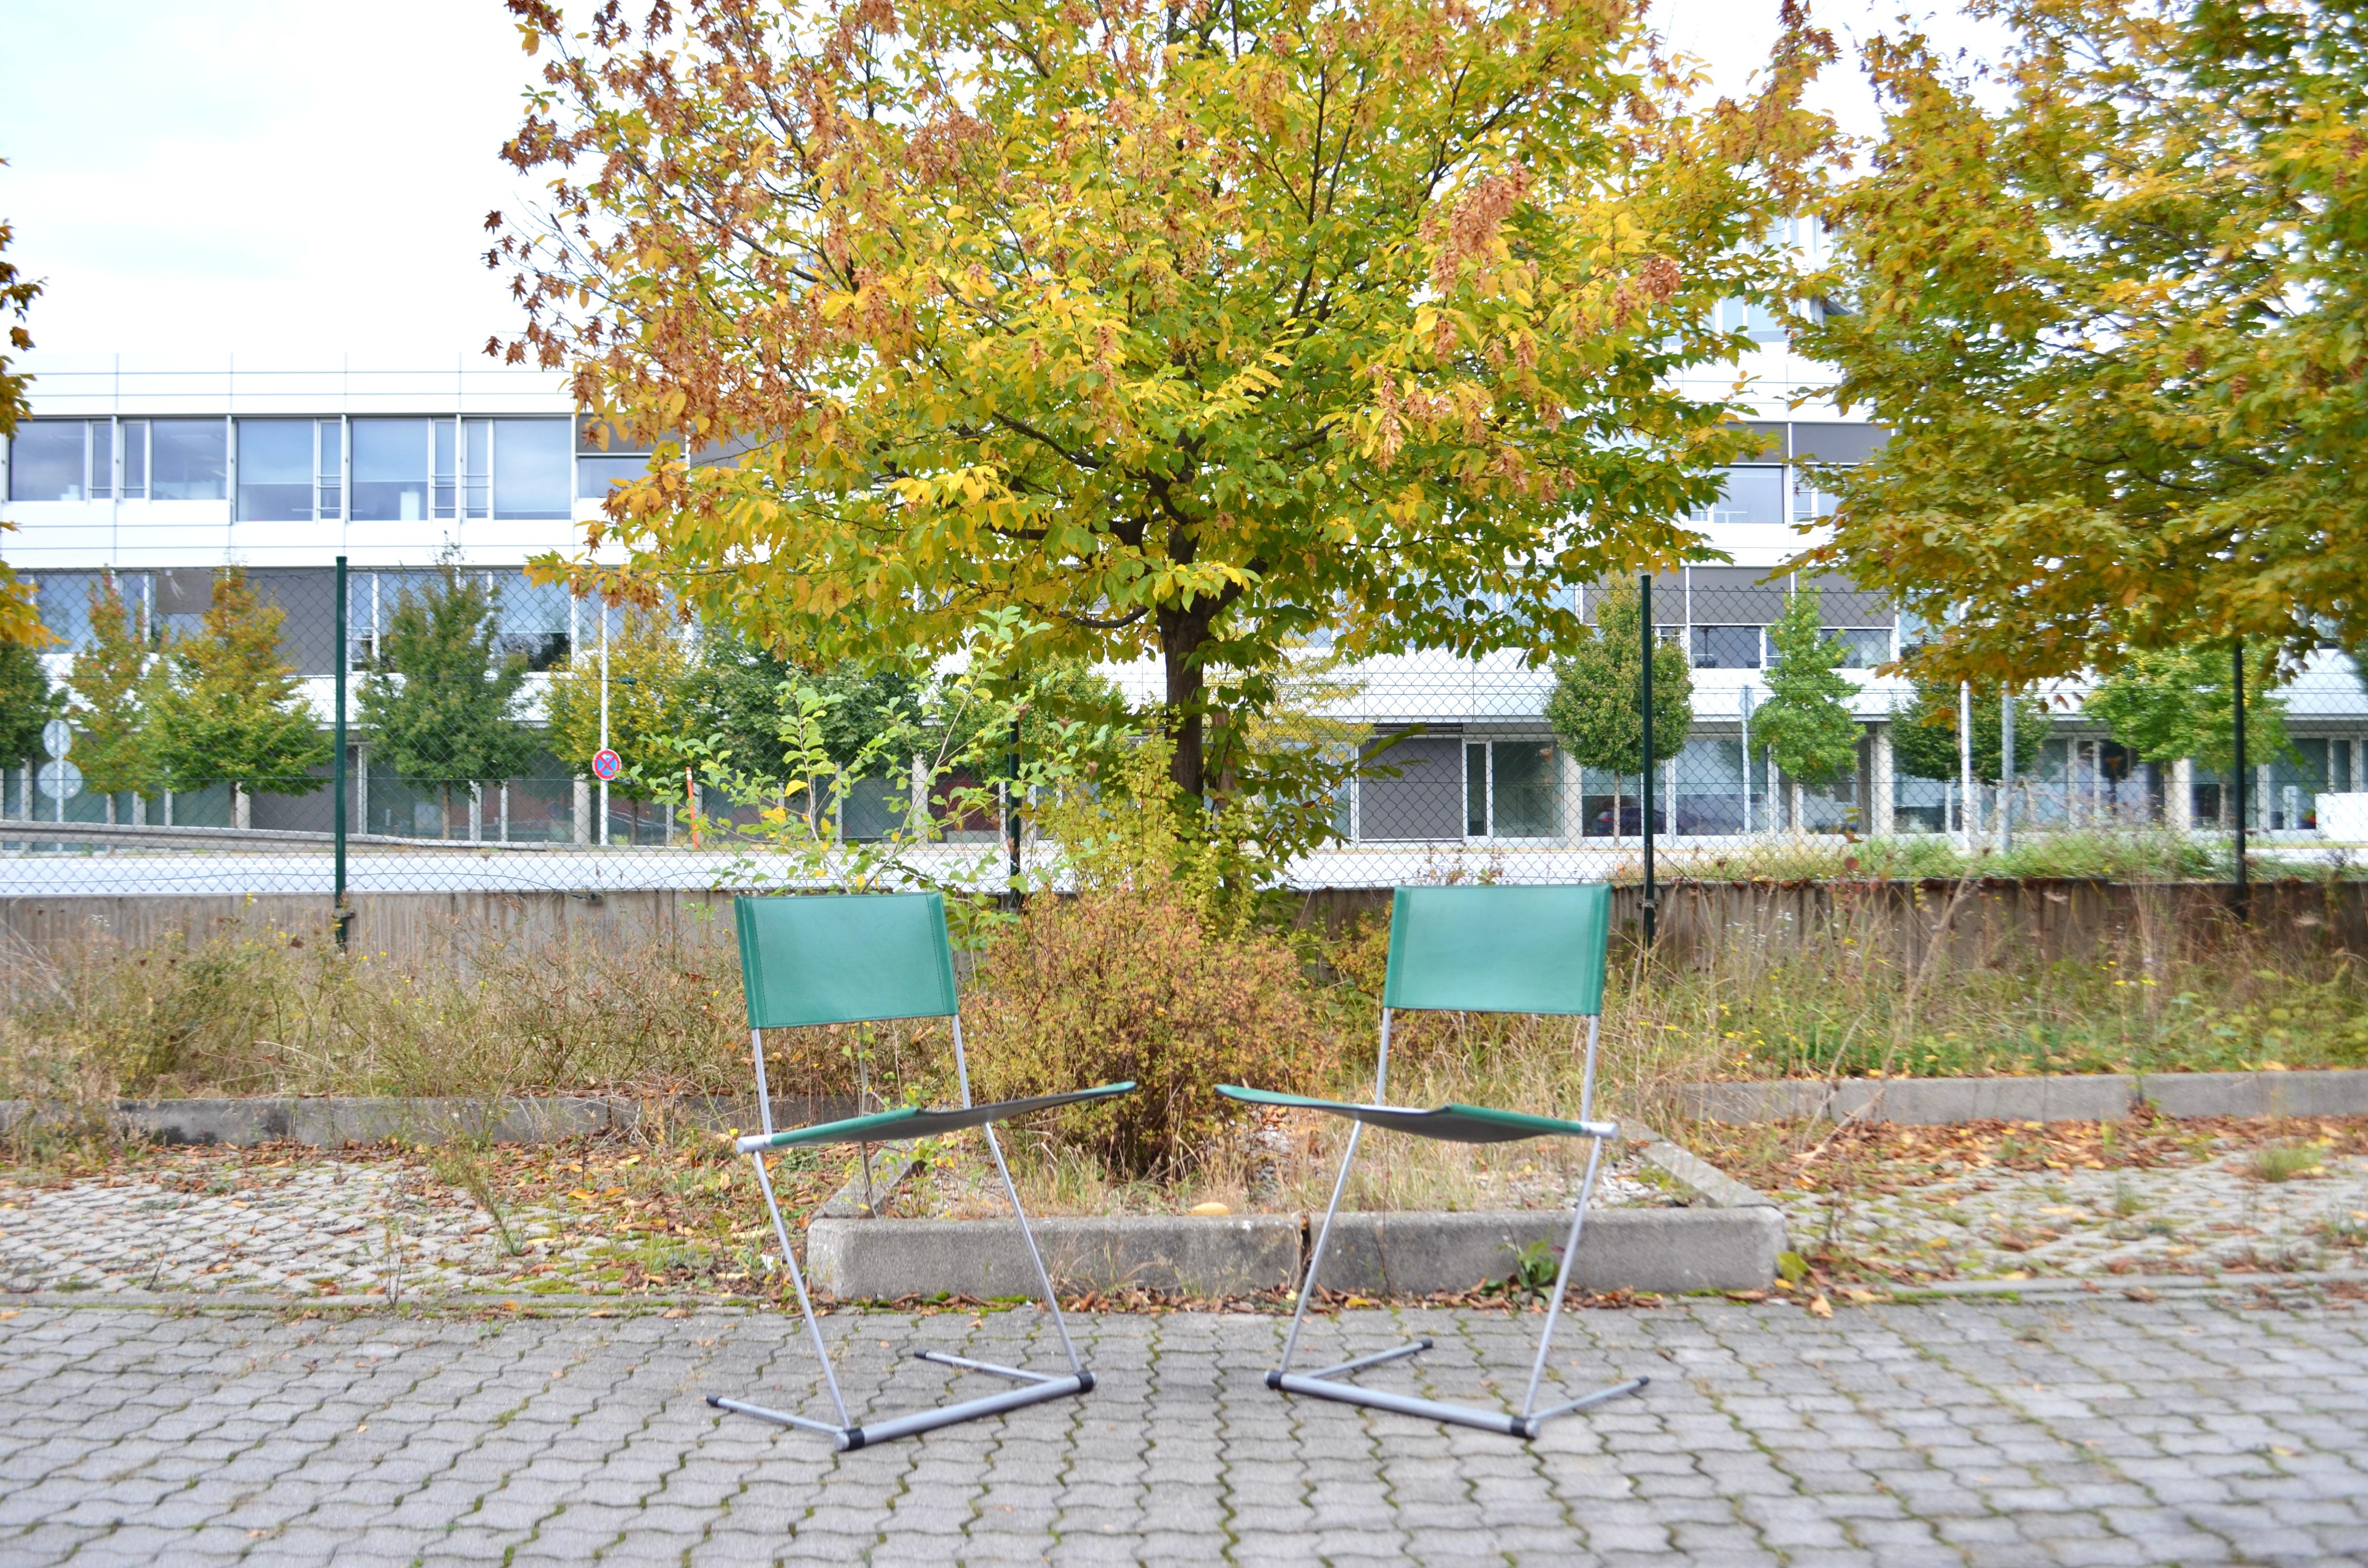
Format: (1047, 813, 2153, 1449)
(31, 571, 104, 649)
(352, 419, 430, 522)
(1695, 465, 1785, 526)
(577, 453, 648, 499)
(88, 422, 112, 500)
(464, 419, 490, 517)
(8, 421, 86, 501)
(1825, 627, 1891, 669)
(1691, 625, 1762, 669)
(150, 419, 227, 500)
(493, 418, 570, 519)
(434, 420, 458, 519)
(236, 419, 316, 521)
(317, 419, 342, 517)
(1491, 741, 1559, 838)
(1466, 742, 1488, 837)
(121, 420, 147, 498)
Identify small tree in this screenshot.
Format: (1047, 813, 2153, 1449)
(2085, 644, 2290, 819)
(149, 570, 330, 824)
(1546, 577, 1692, 837)
(359, 566, 538, 838)
(1891, 676, 2047, 785)
(0, 638, 55, 768)
(1753, 586, 1859, 831)
(543, 605, 695, 836)
(67, 576, 161, 805)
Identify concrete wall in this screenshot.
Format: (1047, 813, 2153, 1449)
(5, 877, 2361, 971)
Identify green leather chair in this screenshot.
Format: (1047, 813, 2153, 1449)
(708, 891, 1135, 1450)
(1220, 883, 1647, 1438)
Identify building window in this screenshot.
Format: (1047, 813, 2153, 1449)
(493, 419, 571, 519)
(317, 420, 342, 516)
(237, 420, 314, 521)
(122, 420, 148, 499)
(1825, 627, 1893, 669)
(1466, 739, 1561, 840)
(353, 419, 431, 522)
(151, 419, 227, 500)
(1688, 465, 1785, 527)
(578, 417, 655, 499)
(1691, 625, 1763, 669)
(7, 421, 93, 501)
(1714, 298, 1788, 344)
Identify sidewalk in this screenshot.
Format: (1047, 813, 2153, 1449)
(4, 1290, 2365, 1565)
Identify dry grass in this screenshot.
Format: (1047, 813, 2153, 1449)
(6, 884, 2364, 1213)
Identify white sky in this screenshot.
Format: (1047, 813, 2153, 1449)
(0, 0, 2008, 368)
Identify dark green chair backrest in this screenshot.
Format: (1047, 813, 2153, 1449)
(1381, 884, 1610, 1017)
(734, 893, 961, 1029)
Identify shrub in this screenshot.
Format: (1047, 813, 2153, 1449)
(964, 887, 1333, 1180)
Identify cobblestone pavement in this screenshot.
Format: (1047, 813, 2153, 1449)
(0, 1163, 517, 1298)
(1772, 1139, 2368, 1283)
(5, 1291, 2367, 1566)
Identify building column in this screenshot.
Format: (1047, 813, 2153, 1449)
(910, 754, 932, 840)
(2170, 757, 2194, 833)
(353, 743, 369, 837)
(573, 776, 592, 845)
(1870, 722, 1896, 837)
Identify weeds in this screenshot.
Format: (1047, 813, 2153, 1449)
(2250, 1144, 2326, 1183)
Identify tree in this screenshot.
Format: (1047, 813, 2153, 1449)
(496, 0, 1838, 800)
(1754, 586, 1859, 823)
(1546, 576, 1692, 834)
(149, 570, 331, 822)
(2084, 643, 2289, 788)
(0, 640, 55, 766)
(1890, 677, 2047, 785)
(1801, 0, 2368, 683)
(358, 565, 538, 838)
(543, 605, 696, 825)
(0, 185, 51, 649)
(65, 575, 161, 801)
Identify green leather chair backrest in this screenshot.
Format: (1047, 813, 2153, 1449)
(1381, 884, 1611, 1017)
(734, 892, 962, 1029)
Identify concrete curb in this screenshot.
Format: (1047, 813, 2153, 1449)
(809, 1213, 1307, 1299)
(1309, 1207, 1785, 1296)
(1674, 1068, 2368, 1126)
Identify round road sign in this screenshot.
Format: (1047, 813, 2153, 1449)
(41, 718, 72, 759)
(36, 760, 83, 801)
(592, 748, 623, 782)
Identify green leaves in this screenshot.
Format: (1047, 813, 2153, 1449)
(1755, 588, 1858, 793)
(149, 571, 329, 800)
(499, 0, 1838, 796)
(1805, 0, 2368, 680)
(358, 566, 537, 796)
(1546, 577, 1692, 782)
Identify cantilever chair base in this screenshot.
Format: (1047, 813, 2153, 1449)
(1263, 1337, 1646, 1440)
(710, 1353, 1094, 1452)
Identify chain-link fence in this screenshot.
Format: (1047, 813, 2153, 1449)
(3, 561, 2364, 905)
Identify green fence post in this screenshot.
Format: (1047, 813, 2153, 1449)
(333, 554, 351, 950)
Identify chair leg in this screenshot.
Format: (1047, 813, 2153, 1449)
(708, 1143, 1092, 1449)
(979, 1122, 1085, 1379)
(1267, 1128, 1645, 1440)
(1517, 1137, 1648, 1434)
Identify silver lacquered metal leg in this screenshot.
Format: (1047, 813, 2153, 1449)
(708, 1014, 1096, 1447)
(1263, 1020, 1645, 1441)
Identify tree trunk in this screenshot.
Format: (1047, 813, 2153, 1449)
(1158, 603, 1212, 799)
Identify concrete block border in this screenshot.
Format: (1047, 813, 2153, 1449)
(1674, 1067, 2368, 1126)
(806, 1204, 1784, 1301)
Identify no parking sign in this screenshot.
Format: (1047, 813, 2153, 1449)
(592, 748, 623, 781)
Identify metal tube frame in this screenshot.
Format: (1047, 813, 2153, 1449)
(1265, 1006, 1647, 1440)
(709, 1013, 1092, 1448)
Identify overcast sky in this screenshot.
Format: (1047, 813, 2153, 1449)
(0, 0, 2006, 369)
